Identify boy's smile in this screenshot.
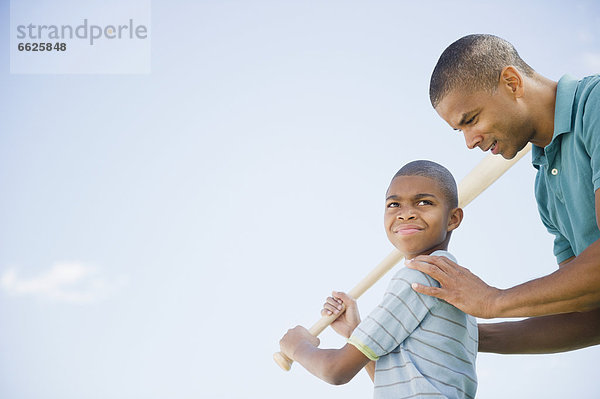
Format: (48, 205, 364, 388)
(384, 175, 462, 259)
(394, 225, 423, 235)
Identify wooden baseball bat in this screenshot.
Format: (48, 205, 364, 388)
(274, 143, 532, 371)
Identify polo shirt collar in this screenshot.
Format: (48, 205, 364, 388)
(532, 74, 578, 168)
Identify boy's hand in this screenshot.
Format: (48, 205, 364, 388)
(321, 291, 361, 339)
(279, 326, 320, 361)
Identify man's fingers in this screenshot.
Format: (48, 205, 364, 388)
(406, 258, 447, 281)
(415, 255, 465, 273)
(411, 283, 446, 300)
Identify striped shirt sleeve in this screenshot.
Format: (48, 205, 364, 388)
(349, 267, 440, 359)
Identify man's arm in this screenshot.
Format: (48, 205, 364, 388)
(479, 308, 600, 354)
(477, 256, 600, 354)
(406, 188, 600, 319)
(279, 326, 371, 385)
(408, 238, 600, 318)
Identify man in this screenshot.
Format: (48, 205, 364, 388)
(407, 34, 600, 354)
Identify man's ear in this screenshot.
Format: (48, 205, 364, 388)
(499, 66, 524, 98)
(447, 207, 464, 232)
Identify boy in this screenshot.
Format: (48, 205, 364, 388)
(279, 160, 478, 399)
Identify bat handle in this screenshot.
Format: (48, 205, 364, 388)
(273, 351, 293, 371)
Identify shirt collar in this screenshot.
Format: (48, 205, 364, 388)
(532, 74, 578, 167)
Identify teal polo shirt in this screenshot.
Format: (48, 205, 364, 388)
(532, 74, 600, 264)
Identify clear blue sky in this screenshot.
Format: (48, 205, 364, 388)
(1, 1, 599, 398)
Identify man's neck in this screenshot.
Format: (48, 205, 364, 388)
(527, 74, 558, 148)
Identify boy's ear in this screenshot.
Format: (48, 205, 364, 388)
(447, 207, 464, 232)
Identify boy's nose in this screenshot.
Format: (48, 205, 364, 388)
(396, 212, 415, 220)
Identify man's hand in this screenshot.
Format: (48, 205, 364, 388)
(406, 254, 502, 318)
(321, 291, 361, 339)
(279, 326, 320, 361)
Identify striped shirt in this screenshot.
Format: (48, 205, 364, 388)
(348, 250, 478, 399)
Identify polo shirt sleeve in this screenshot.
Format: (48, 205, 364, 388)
(582, 79, 600, 192)
(542, 213, 575, 263)
(348, 267, 439, 360)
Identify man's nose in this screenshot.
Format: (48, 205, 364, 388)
(464, 129, 483, 150)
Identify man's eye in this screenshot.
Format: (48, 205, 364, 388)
(387, 202, 399, 208)
(465, 115, 476, 125)
(417, 200, 433, 206)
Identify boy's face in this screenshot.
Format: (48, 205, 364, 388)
(384, 175, 462, 259)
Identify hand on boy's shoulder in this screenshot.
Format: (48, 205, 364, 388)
(400, 250, 456, 290)
(384, 261, 445, 314)
(398, 265, 441, 289)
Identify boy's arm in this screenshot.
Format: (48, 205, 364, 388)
(279, 326, 371, 385)
(364, 361, 376, 382)
(322, 291, 376, 382)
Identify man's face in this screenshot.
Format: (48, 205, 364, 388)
(435, 87, 533, 159)
(384, 175, 458, 259)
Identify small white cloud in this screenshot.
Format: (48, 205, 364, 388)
(1, 261, 127, 304)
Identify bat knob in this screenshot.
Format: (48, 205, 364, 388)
(273, 352, 293, 371)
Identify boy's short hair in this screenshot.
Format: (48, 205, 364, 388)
(393, 160, 458, 209)
(429, 34, 535, 108)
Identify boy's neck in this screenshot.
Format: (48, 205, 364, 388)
(405, 245, 449, 260)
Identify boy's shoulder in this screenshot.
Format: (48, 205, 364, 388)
(392, 250, 457, 289)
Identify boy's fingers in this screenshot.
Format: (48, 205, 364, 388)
(322, 302, 341, 315)
(327, 297, 343, 309)
(322, 298, 342, 314)
(333, 291, 356, 304)
(331, 291, 345, 302)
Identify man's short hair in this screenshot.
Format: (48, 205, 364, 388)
(393, 160, 458, 209)
(429, 34, 535, 108)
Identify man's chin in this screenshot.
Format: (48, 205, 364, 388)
(498, 146, 521, 160)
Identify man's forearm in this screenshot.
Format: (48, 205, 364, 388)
(479, 309, 600, 354)
(492, 239, 600, 317)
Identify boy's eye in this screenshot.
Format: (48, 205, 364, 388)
(387, 202, 399, 208)
(417, 200, 433, 206)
